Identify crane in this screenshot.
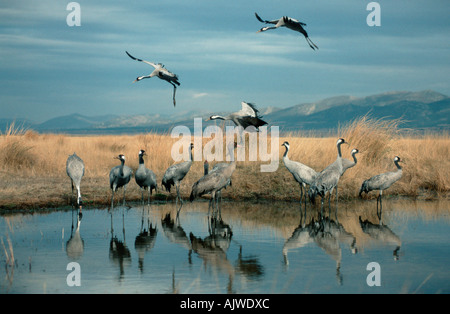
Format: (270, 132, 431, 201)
(255, 13, 319, 50)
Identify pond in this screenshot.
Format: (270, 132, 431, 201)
(1, 198, 449, 294)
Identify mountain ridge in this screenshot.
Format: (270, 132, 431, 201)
(2, 90, 448, 134)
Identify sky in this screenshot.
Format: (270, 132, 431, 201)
(0, 0, 449, 123)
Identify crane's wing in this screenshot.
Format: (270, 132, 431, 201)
(126, 51, 158, 68)
(283, 16, 307, 27)
(236, 116, 267, 130)
(255, 12, 279, 25)
(240, 101, 260, 117)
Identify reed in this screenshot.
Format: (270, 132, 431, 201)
(0, 116, 448, 209)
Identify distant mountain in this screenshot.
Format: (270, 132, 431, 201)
(36, 113, 119, 131)
(264, 90, 449, 132)
(4, 90, 447, 135)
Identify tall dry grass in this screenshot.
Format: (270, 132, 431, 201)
(0, 117, 448, 209)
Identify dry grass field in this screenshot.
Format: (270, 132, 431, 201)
(0, 117, 448, 210)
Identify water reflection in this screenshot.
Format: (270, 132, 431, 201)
(109, 208, 131, 281)
(1, 199, 448, 293)
(189, 217, 235, 293)
(135, 207, 157, 273)
(283, 204, 357, 285)
(359, 213, 402, 260)
(66, 209, 84, 260)
(161, 212, 192, 257)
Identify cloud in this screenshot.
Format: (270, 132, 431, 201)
(193, 92, 208, 99)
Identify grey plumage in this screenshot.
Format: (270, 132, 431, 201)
(359, 156, 403, 199)
(255, 12, 319, 50)
(126, 51, 180, 106)
(66, 152, 85, 208)
(207, 102, 267, 132)
(109, 154, 133, 207)
(341, 148, 359, 176)
(135, 149, 157, 205)
(190, 142, 236, 216)
(162, 143, 194, 204)
(281, 141, 318, 204)
(308, 138, 348, 205)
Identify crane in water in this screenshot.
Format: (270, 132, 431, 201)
(135, 150, 157, 205)
(308, 138, 348, 208)
(109, 154, 133, 208)
(66, 152, 85, 213)
(162, 143, 194, 206)
(359, 156, 403, 215)
(281, 141, 318, 205)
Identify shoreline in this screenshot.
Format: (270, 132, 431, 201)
(0, 187, 447, 213)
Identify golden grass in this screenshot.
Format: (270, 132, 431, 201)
(0, 117, 448, 209)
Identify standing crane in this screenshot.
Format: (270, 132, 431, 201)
(66, 152, 85, 212)
(126, 51, 180, 106)
(135, 149, 157, 205)
(162, 143, 194, 206)
(359, 156, 403, 215)
(255, 13, 319, 50)
(190, 142, 236, 217)
(109, 154, 133, 208)
(308, 138, 348, 207)
(281, 141, 318, 205)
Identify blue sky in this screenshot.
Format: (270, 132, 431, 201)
(1, 0, 449, 123)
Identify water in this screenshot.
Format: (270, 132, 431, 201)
(1, 199, 449, 294)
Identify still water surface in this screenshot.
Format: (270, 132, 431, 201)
(1, 199, 449, 293)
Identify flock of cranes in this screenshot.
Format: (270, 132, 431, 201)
(126, 12, 319, 107)
(65, 11, 404, 216)
(66, 137, 403, 217)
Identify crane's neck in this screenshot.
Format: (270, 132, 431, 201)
(226, 142, 236, 162)
(223, 159, 236, 177)
(211, 115, 226, 121)
(188, 146, 193, 161)
(204, 161, 209, 175)
(394, 159, 402, 171)
(337, 142, 343, 158)
(119, 160, 125, 176)
(352, 152, 358, 164)
(283, 145, 289, 159)
(139, 155, 145, 165)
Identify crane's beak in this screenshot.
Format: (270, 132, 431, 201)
(205, 117, 211, 121)
(132, 79, 138, 83)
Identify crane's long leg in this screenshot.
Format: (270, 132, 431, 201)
(306, 37, 319, 50)
(169, 82, 177, 107)
(377, 190, 383, 220)
(299, 184, 303, 205)
(111, 187, 115, 210)
(70, 180, 75, 207)
(122, 185, 127, 206)
(176, 181, 183, 205)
